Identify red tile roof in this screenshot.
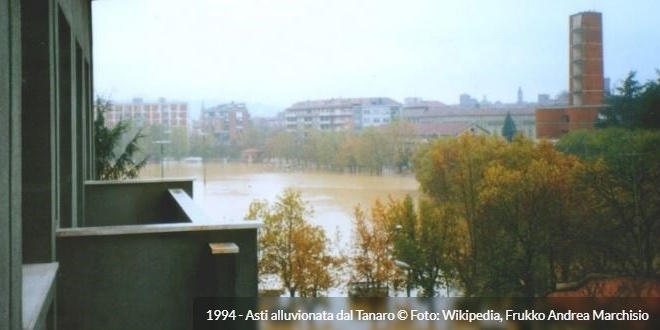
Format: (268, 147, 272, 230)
(415, 122, 490, 137)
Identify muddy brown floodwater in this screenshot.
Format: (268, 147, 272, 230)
(140, 161, 420, 247)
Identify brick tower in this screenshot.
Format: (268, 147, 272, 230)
(569, 12, 604, 106)
(535, 11, 604, 139)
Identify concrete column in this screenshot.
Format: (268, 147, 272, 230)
(21, 0, 56, 262)
(209, 243, 239, 297)
(1, 0, 23, 328)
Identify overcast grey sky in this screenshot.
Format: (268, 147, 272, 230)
(93, 0, 660, 112)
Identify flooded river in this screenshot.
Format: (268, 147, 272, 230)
(140, 161, 420, 248)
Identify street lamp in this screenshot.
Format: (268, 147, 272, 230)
(153, 140, 170, 178)
(199, 132, 208, 186)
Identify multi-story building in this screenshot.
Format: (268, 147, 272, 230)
(357, 97, 402, 128)
(2, 3, 258, 330)
(536, 11, 605, 138)
(459, 93, 479, 108)
(403, 100, 537, 138)
(285, 97, 401, 133)
(105, 98, 188, 128)
(201, 102, 250, 145)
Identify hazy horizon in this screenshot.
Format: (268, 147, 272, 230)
(93, 0, 660, 115)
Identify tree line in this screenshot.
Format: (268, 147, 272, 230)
(264, 122, 417, 174)
(249, 129, 659, 297)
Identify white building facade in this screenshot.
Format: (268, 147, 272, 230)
(285, 97, 401, 133)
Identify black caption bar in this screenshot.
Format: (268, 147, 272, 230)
(193, 297, 660, 330)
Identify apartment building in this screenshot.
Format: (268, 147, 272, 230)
(285, 97, 401, 132)
(359, 97, 403, 128)
(105, 98, 188, 128)
(201, 102, 250, 145)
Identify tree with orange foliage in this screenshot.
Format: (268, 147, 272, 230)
(412, 134, 507, 295)
(245, 188, 341, 297)
(349, 200, 399, 296)
(476, 137, 586, 296)
(413, 134, 588, 297)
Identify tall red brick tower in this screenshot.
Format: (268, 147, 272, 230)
(569, 12, 604, 106)
(535, 11, 604, 139)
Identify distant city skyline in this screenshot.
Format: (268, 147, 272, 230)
(93, 0, 660, 115)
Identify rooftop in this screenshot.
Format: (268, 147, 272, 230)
(288, 97, 401, 110)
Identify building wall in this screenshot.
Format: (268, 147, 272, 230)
(107, 99, 189, 128)
(286, 97, 401, 133)
(360, 104, 400, 128)
(566, 106, 601, 130)
(403, 105, 537, 138)
(3, 0, 94, 328)
(202, 102, 249, 144)
(535, 105, 602, 138)
(21, 0, 94, 260)
(536, 107, 570, 138)
(286, 102, 353, 132)
(56, 227, 258, 330)
(84, 179, 193, 227)
(1, 0, 23, 328)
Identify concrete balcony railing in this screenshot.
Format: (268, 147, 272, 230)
(55, 178, 260, 330)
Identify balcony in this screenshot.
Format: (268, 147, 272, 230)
(54, 178, 260, 330)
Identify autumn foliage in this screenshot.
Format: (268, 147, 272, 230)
(249, 129, 660, 298)
(245, 188, 342, 297)
(404, 132, 660, 297)
(349, 201, 399, 296)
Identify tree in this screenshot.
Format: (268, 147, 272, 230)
(412, 134, 589, 297)
(137, 123, 169, 162)
(598, 70, 660, 129)
(501, 111, 517, 141)
(476, 138, 585, 296)
(381, 120, 417, 173)
(349, 200, 399, 296)
(245, 188, 340, 296)
(189, 131, 216, 159)
(389, 196, 459, 297)
(639, 70, 660, 129)
(238, 120, 269, 153)
(94, 98, 149, 180)
(301, 129, 321, 168)
(356, 127, 388, 175)
(557, 128, 660, 277)
(265, 131, 297, 166)
(337, 132, 360, 173)
(167, 126, 189, 159)
(412, 133, 507, 295)
(315, 131, 342, 171)
(292, 225, 342, 297)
